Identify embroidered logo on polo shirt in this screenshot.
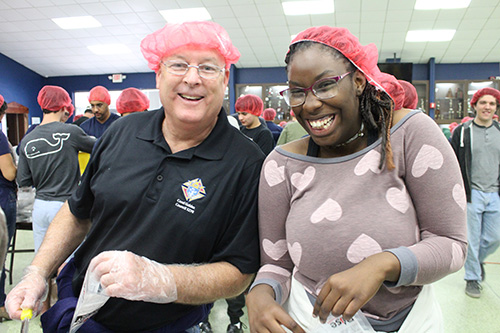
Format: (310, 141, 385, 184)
(181, 178, 206, 202)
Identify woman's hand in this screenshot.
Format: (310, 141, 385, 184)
(313, 252, 400, 323)
(246, 284, 305, 333)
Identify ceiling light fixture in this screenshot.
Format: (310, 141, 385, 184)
(406, 30, 456, 42)
(87, 44, 131, 55)
(414, 0, 471, 10)
(159, 7, 212, 23)
(282, 0, 334, 15)
(52, 16, 101, 30)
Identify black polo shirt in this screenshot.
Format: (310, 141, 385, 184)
(68, 108, 264, 332)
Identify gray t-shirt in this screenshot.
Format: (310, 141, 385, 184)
(17, 122, 96, 201)
(471, 122, 500, 192)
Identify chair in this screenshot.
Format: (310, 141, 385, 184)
(7, 219, 34, 285)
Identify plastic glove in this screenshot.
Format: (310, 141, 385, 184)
(89, 250, 177, 304)
(5, 266, 49, 319)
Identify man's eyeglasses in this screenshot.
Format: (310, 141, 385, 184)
(280, 72, 352, 107)
(161, 60, 225, 80)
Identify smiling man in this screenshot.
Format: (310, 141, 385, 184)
(451, 87, 500, 299)
(6, 21, 265, 333)
(80, 85, 120, 138)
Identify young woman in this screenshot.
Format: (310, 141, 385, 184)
(246, 26, 467, 333)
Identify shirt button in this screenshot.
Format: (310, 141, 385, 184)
(157, 175, 163, 182)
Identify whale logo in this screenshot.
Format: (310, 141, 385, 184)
(25, 133, 71, 159)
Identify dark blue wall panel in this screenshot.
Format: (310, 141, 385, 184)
(0, 53, 44, 119)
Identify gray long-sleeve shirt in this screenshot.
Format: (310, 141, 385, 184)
(17, 121, 96, 201)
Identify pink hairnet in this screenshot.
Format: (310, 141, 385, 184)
(235, 94, 263, 117)
(88, 86, 111, 105)
(279, 121, 287, 127)
(0, 94, 4, 106)
(37, 85, 72, 112)
(461, 116, 473, 123)
(263, 108, 277, 121)
(376, 73, 404, 110)
(470, 87, 500, 108)
(116, 88, 150, 114)
(67, 103, 74, 117)
(449, 122, 458, 134)
(140, 21, 240, 72)
(289, 27, 385, 92)
(290, 110, 295, 118)
(398, 80, 418, 109)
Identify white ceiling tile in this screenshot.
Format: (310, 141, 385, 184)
(387, 0, 414, 10)
(261, 15, 287, 26)
(176, 0, 205, 8)
(458, 19, 487, 30)
(81, 2, 111, 15)
(256, 3, 283, 16)
(310, 14, 335, 26)
(386, 10, 412, 22)
(230, 4, 259, 17)
(436, 10, 466, 21)
(334, 0, 361, 12)
(136, 11, 164, 23)
(58, 4, 88, 16)
(17, 7, 46, 20)
(125, 0, 156, 12)
(237, 16, 263, 27)
(213, 17, 240, 28)
(202, 0, 230, 6)
(207, 6, 234, 18)
(411, 11, 439, 21)
(2, 9, 29, 21)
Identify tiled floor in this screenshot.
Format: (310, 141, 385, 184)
(1, 229, 499, 332)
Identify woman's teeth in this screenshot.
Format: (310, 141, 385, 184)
(180, 94, 202, 101)
(309, 116, 334, 129)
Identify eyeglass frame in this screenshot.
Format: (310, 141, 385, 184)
(161, 60, 225, 80)
(279, 72, 352, 107)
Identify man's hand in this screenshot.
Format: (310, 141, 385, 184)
(6, 266, 48, 319)
(90, 251, 177, 304)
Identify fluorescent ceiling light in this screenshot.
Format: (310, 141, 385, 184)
(87, 44, 131, 55)
(52, 16, 101, 29)
(282, 0, 334, 15)
(159, 7, 211, 23)
(414, 0, 471, 10)
(406, 30, 456, 42)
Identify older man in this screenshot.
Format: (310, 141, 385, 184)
(80, 86, 120, 138)
(6, 21, 264, 332)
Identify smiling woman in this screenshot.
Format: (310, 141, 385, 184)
(246, 26, 468, 333)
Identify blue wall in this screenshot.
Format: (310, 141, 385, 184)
(0, 53, 44, 118)
(1, 52, 499, 123)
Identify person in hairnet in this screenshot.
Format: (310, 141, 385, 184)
(116, 87, 150, 116)
(246, 26, 466, 332)
(6, 21, 264, 333)
(80, 86, 120, 138)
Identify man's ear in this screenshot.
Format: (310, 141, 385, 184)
(353, 70, 367, 96)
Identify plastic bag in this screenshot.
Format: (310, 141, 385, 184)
(69, 267, 109, 333)
(310, 311, 376, 333)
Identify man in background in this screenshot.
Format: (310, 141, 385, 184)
(73, 108, 94, 126)
(262, 107, 282, 144)
(450, 87, 500, 298)
(80, 86, 120, 138)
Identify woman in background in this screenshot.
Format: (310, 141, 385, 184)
(0, 95, 17, 321)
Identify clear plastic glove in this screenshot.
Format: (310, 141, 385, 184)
(89, 250, 177, 304)
(5, 266, 49, 319)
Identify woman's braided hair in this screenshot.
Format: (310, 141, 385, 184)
(285, 41, 395, 170)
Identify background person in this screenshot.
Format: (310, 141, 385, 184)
(116, 87, 150, 116)
(80, 86, 120, 138)
(236, 94, 275, 156)
(246, 26, 467, 333)
(7, 21, 264, 333)
(276, 110, 308, 145)
(262, 108, 283, 144)
(450, 87, 500, 298)
(0, 94, 17, 322)
(73, 108, 94, 126)
(397, 80, 418, 110)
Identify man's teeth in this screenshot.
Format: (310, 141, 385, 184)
(180, 94, 202, 100)
(309, 116, 334, 129)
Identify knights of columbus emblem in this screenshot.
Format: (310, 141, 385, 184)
(181, 178, 206, 202)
